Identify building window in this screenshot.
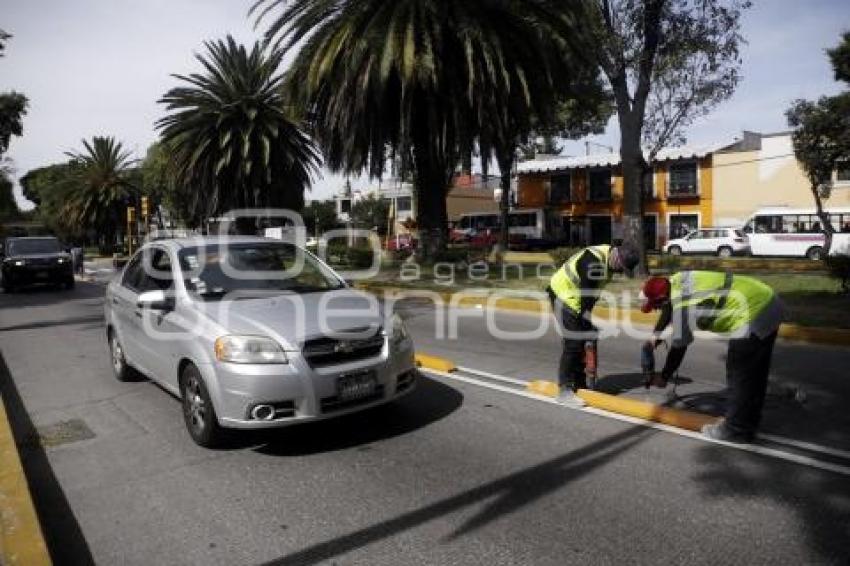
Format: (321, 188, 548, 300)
(588, 169, 612, 201)
(549, 173, 571, 204)
(668, 162, 699, 197)
(835, 164, 850, 184)
(668, 214, 699, 239)
(339, 199, 351, 214)
(396, 196, 412, 212)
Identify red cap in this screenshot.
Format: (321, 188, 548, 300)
(641, 277, 671, 312)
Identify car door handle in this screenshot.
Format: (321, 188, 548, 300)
(111, 297, 120, 305)
(134, 311, 143, 319)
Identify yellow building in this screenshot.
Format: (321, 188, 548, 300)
(516, 132, 850, 249)
(713, 131, 850, 226)
(516, 144, 724, 249)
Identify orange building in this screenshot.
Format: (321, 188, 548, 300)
(516, 144, 726, 249)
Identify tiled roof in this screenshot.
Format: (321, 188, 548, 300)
(516, 141, 732, 174)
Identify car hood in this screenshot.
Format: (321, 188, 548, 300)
(192, 288, 385, 350)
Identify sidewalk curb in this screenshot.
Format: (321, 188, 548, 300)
(0, 396, 51, 566)
(356, 283, 850, 347)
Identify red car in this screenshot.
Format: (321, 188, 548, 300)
(385, 234, 418, 251)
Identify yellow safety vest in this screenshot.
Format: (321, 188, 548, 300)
(549, 245, 612, 313)
(670, 271, 776, 333)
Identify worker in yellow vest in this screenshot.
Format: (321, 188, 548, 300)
(548, 244, 640, 405)
(641, 271, 785, 443)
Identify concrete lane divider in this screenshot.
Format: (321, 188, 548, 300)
(0, 397, 52, 566)
(525, 379, 718, 433)
(414, 353, 457, 373)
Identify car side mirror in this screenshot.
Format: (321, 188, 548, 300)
(137, 290, 174, 311)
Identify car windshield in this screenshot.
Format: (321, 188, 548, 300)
(8, 238, 60, 255)
(178, 242, 345, 300)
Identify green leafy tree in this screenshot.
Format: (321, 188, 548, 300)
(252, 0, 591, 259)
(61, 137, 138, 252)
(0, 166, 19, 220)
(157, 36, 319, 230)
(587, 0, 750, 271)
(828, 31, 850, 83)
(0, 31, 29, 157)
(350, 194, 389, 236)
(786, 32, 850, 256)
(303, 199, 339, 237)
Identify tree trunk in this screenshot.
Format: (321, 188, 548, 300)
(496, 150, 514, 255)
(812, 184, 835, 255)
(412, 145, 449, 262)
(618, 119, 649, 275)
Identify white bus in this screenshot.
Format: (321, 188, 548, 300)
(741, 207, 850, 260)
(454, 209, 546, 240)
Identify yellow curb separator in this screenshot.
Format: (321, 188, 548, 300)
(525, 379, 718, 433)
(527, 380, 561, 398)
(0, 398, 52, 566)
(576, 389, 719, 432)
(414, 354, 457, 373)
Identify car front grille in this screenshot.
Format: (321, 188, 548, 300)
(302, 330, 385, 368)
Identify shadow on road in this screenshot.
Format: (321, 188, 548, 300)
(0, 314, 104, 333)
(594, 371, 695, 395)
(250, 375, 463, 456)
(0, 351, 95, 566)
(260, 424, 655, 566)
(0, 280, 105, 311)
(694, 444, 850, 564)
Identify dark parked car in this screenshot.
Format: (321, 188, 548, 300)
(1, 237, 75, 292)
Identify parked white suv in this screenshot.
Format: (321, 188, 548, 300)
(664, 228, 750, 257)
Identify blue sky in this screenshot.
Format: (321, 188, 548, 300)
(2, 0, 849, 210)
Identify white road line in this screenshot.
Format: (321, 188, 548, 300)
(454, 366, 529, 387)
(421, 368, 850, 478)
(757, 432, 850, 460)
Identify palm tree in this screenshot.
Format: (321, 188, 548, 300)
(62, 136, 137, 252)
(156, 36, 319, 228)
(252, 0, 592, 257)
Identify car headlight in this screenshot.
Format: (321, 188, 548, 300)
(388, 314, 410, 350)
(57, 257, 68, 264)
(13, 260, 25, 266)
(214, 335, 288, 364)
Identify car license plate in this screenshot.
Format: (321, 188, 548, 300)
(36, 271, 49, 279)
(336, 371, 377, 402)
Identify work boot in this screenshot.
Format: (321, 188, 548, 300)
(557, 387, 586, 408)
(701, 422, 754, 444)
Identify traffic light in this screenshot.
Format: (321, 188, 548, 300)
(141, 196, 150, 218)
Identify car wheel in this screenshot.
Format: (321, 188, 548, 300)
(64, 277, 75, 290)
(109, 331, 134, 382)
(668, 246, 682, 256)
(717, 246, 733, 258)
(180, 364, 226, 448)
(806, 246, 824, 261)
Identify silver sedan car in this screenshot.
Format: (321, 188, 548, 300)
(104, 236, 416, 447)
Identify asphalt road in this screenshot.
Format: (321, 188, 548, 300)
(1, 280, 849, 565)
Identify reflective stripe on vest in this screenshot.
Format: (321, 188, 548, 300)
(670, 270, 775, 333)
(549, 245, 612, 313)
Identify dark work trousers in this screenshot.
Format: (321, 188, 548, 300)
(724, 331, 778, 437)
(555, 301, 597, 391)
